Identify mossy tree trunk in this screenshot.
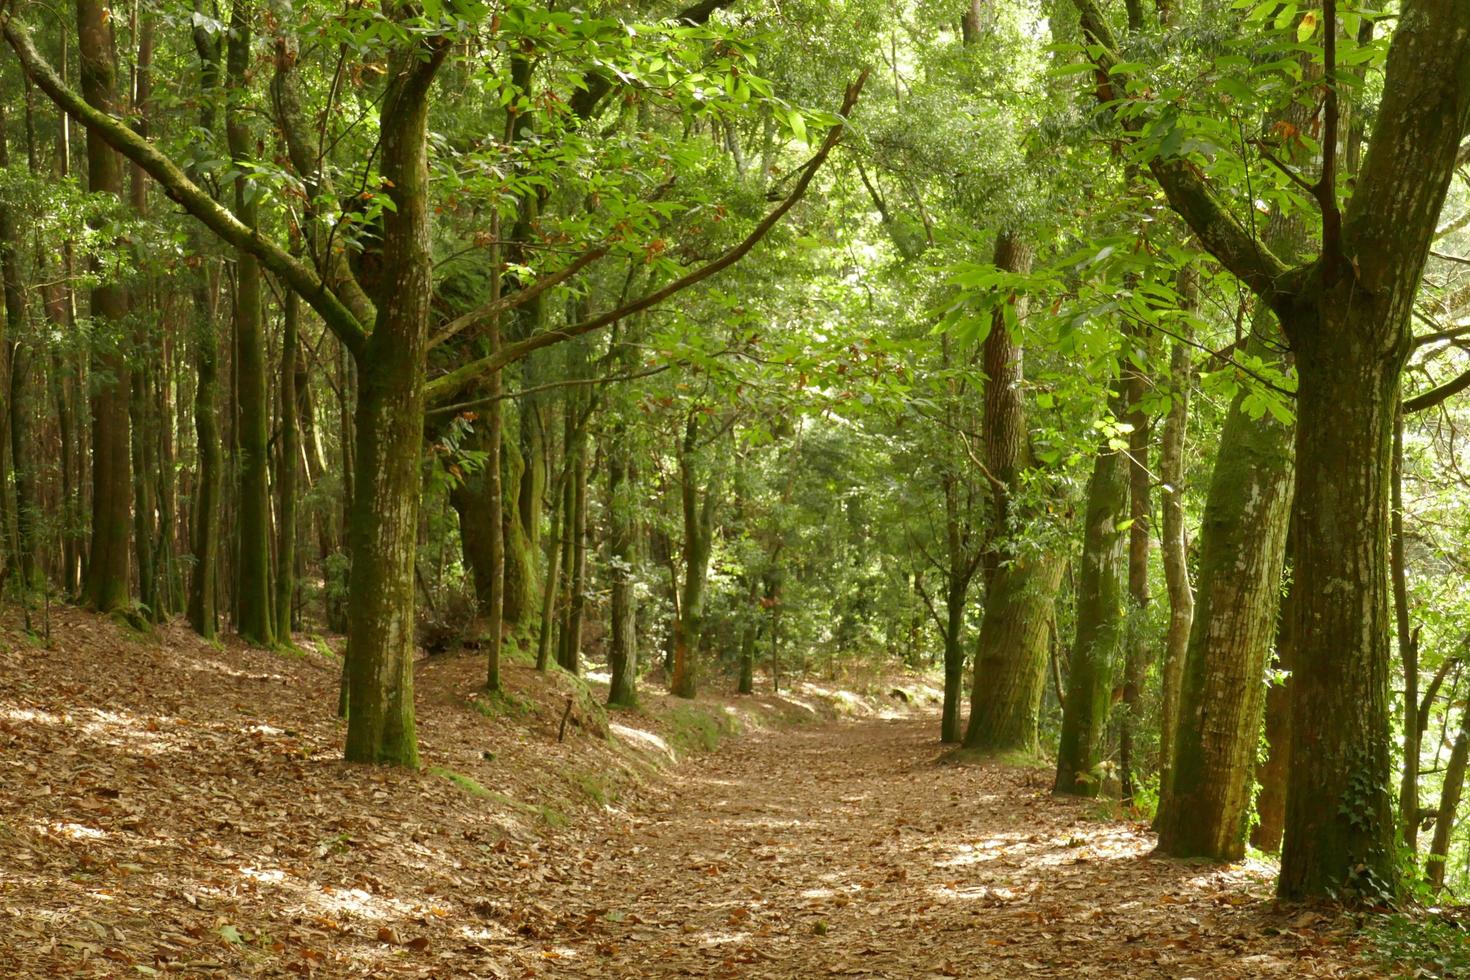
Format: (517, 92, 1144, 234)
(340, 34, 449, 768)
(1054, 374, 1129, 797)
(1154, 361, 1294, 859)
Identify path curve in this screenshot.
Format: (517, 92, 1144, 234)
(512, 715, 1373, 978)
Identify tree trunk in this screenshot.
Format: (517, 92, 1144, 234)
(226, 1, 274, 646)
(1154, 373, 1294, 859)
(671, 413, 716, 699)
(606, 431, 638, 707)
(185, 16, 222, 639)
(0, 100, 38, 592)
(1054, 375, 1129, 797)
(1278, 306, 1404, 897)
(340, 35, 448, 768)
(1119, 328, 1152, 803)
(1427, 705, 1470, 890)
(77, 0, 133, 614)
(965, 553, 1065, 752)
(1156, 301, 1194, 801)
(1252, 562, 1296, 853)
(275, 289, 299, 644)
(1392, 408, 1421, 854)
(940, 580, 967, 743)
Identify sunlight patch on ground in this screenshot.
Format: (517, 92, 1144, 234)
(41, 821, 108, 841)
(0, 705, 66, 725)
(239, 865, 288, 885)
(584, 670, 612, 684)
(610, 722, 675, 761)
(183, 659, 291, 683)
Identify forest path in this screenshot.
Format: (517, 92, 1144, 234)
(0, 613, 1375, 978)
(529, 714, 1374, 978)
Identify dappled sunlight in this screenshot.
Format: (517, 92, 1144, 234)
(182, 658, 295, 684)
(609, 721, 674, 760)
(40, 821, 109, 842)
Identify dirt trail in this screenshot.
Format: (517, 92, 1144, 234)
(526, 716, 1374, 978)
(0, 614, 1376, 978)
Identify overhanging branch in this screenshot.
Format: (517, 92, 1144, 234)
(424, 68, 871, 405)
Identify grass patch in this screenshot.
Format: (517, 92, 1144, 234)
(1370, 911, 1470, 978)
(469, 689, 535, 719)
(430, 766, 492, 798)
(567, 768, 618, 808)
(666, 704, 740, 757)
(538, 805, 569, 828)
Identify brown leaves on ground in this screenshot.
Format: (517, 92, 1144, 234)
(0, 609, 1380, 977)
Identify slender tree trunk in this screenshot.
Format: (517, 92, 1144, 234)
(1252, 559, 1296, 853)
(274, 290, 299, 644)
(77, 0, 133, 614)
(0, 101, 39, 592)
(671, 413, 715, 699)
(185, 15, 222, 639)
(606, 430, 638, 707)
(1392, 408, 1421, 853)
(1428, 704, 1470, 890)
(1119, 328, 1152, 803)
(1156, 286, 1194, 799)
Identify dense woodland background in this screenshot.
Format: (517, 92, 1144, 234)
(3, 0, 1470, 944)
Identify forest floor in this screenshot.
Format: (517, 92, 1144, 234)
(0, 609, 1386, 978)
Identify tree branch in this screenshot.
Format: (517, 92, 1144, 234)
(428, 244, 608, 350)
(3, 16, 368, 356)
(424, 68, 870, 405)
(1068, 0, 1293, 303)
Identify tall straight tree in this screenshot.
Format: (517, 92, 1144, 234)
(77, 0, 132, 613)
(225, 0, 274, 646)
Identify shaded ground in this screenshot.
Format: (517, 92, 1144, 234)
(0, 611, 1379, 977)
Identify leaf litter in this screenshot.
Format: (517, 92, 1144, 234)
(0, 608, 1381, 977)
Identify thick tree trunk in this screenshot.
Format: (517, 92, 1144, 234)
(965, 553, 1065, 752)
(1278, 308, 1404, 898)
(1154, 376, 1294, 859)
(1054, 379, 1129, 797)
(340, 35, 447, 768)
(78, 0, 133, 614)
(964, 230, 1061, 752)
(226, 2, 274, 646)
